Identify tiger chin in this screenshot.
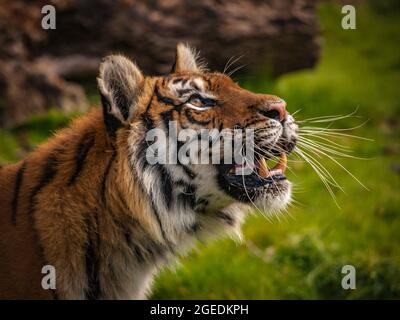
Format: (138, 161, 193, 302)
(0, 43, 298, 299)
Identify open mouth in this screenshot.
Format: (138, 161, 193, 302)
(218, 153, 288, 199)
(232, 153, 287, 179)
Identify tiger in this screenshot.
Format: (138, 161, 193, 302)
(0, 43, 298, 299)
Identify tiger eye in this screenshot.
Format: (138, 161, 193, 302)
(190, 97, 202, 107)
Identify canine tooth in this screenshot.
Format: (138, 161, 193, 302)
(271, 153, 287, 173)
(258, 158, 270, 178)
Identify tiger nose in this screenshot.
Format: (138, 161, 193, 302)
(258, 99, 287, 121)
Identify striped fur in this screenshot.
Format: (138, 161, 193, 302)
(0, 44, 297, 299)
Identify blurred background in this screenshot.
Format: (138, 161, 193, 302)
(0, 0, 399, 299)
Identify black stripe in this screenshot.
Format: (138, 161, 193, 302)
(177, 183, 196, 209)
(216, 211, 234, 226)
(155, 164, 173, 210)
(175, 179, 193, 188)
(156, 89, 184, 110)
(28, 152, 60, 299)
(178, 162, 196, 179)
(29, 153, 59, 214)
(11, 161, 26, 225)
(145, 91, 156, 113)
(101, 94, 123, 138)
(141, 92, 157, 131)
(160, 110, 173, 132)
(129, 142, 170, 244)
(128, 104, 172, 245)
(195, 197, 209, 213)
(156, 91, 176, 106)
(125, 225, 167, 263)
(132, 138, 150, 173)
(84, 212, 101, 300)
(245, 118, 266, 127)
(141, 114, 155, 131)
(101, 148, 117, 206)
(172, 78, 183, 84)
(186, 222, 201, 234)
(177, 89, 193, 96)
(148, 198, 169, 244)
(68, 133, 95, 186)
(125, 232, 145, 264)
(134, 126, 172, 209)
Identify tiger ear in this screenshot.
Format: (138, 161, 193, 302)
(97, 55, 144, 128)
(172, 43, 205, 73)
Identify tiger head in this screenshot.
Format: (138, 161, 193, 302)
(98, 44, 298, 241)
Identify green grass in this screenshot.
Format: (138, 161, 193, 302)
(1, 2, 399, 299)
(0, 110, 80, 164)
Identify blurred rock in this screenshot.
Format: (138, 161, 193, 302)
(0, 0, 320, 128)
(0, 59, 88, 128)
(0, 1, 88, 128)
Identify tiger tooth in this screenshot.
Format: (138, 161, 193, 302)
(258, 158, 270, 178)
(271, 153, 287, 173)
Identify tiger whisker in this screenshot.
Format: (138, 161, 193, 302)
(294, 148, 341, 207)
(295, 146, 343, 190)
(227, 64, 247, 78)
(300, 120, 370, 133)
(295, 107, 360, 123)
(299, 134, 353, 150)
(300, 130, 373, 141)
(223, 55, 244, 75)
(290, 108, 302, 117)
(297, 141, 369, 191)
(298, 137, 369, 160)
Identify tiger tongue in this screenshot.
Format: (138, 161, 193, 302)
(258, 153, 287, 178)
